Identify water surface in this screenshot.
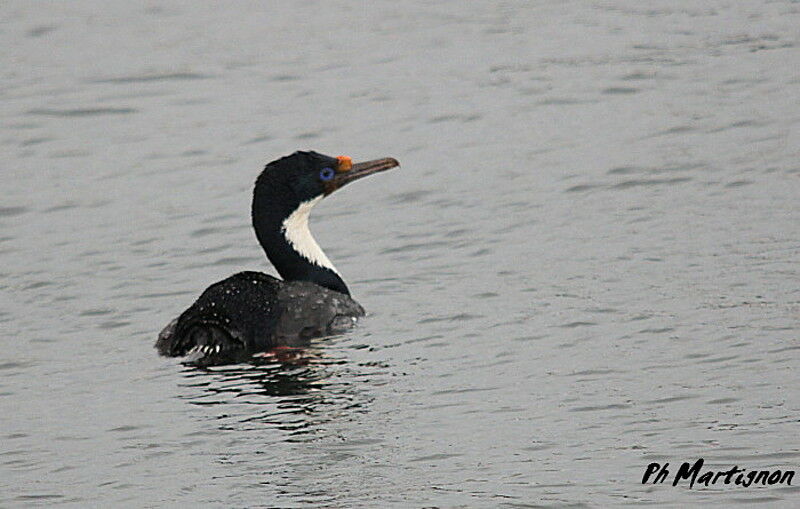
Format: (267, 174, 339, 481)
(2, 1, 799, 507)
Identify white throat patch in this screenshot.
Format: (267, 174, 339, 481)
(281, 195, 339, 275)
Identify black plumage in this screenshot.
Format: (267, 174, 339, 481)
(156, 151, 399, 365)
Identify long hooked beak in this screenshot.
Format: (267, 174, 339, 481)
(331, 157, 400, 192)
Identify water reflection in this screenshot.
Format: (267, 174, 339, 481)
(176, 343, 376, 439)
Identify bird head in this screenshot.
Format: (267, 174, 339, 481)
(258, 150, 399, 206)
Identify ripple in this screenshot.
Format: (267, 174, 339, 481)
(430, 386, 499, 396)
(294, 131, 322, 140)
(270, 74, 301, 82)
(646, 395, 698, 404)
(725, 180, 754, 188)
(107, 425, 144, 433)
(570, 403, 631, 412)
(620, 71, 655, 81)
(91, 72, 211, 83)
(78, 308, 114, 317)
(19, 136, 53, 146)
(190, 226, 225, 238)
(27, 25, 58, 37)
(0, 361, 33, 371)
(43, 202, 79, 213)
(602, 87, 639, 94)
(387, 190, 433, 204)
(244, 134, 272, 145)
(98, 320, 131, 330)
(27, 107, 137, 117)
(212, 256, 257, 266)
(417, 313, 484, 324)
(569, 369, 621, 376)
(538, 97, 597, 105)
(643, 125, 695, 138)
(410, 453, 463, 462)
(380, 240, 451, 254)
(612, 177, 692, 189)
(708, 119, 767, 133)
(707, 398, 739, 404)
(427, 113, 482, 123)
(15, 494, 64, 501)
(558, 321, 597, 328)
(695, 355, 740, 364)
(0, 206, 28, 217)
(607, 166, 642, 175)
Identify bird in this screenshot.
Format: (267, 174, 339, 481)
(156, 150, 400, 365)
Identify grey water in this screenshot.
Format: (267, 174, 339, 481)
(2, 1, 799, 507)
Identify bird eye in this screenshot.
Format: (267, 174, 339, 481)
(319, 167, 335, 181)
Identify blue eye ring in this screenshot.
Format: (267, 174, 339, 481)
(319, 167, 335, 181)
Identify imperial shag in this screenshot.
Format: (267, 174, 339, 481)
(156, 151, 399, 365)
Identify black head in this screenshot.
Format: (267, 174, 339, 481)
(256, 151, 337, 209)
(255, 150, 399, 210)
(252, 150, 399, 295)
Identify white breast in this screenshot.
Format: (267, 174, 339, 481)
(281, 195, 340, 275)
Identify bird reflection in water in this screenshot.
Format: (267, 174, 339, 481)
(176, 339, 376, 438)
